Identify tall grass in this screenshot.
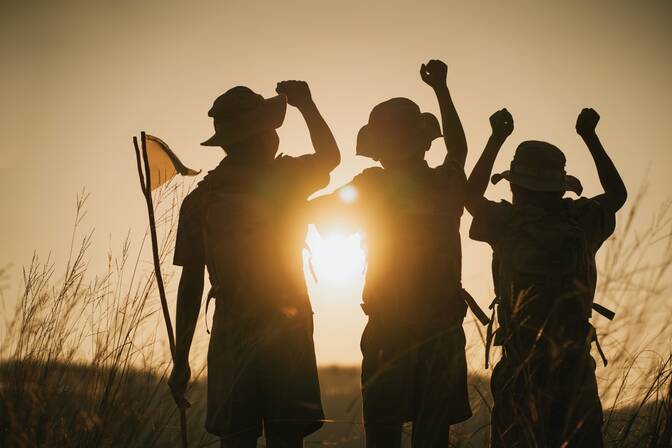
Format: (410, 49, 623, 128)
(596, 190, 672, 447)
(0, 187, 670, 447)
(0, 186, 211, 447)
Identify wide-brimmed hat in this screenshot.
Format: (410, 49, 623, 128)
(491, 140, 583, 194)
(201, 86, 287, 147)
(356, 98, 441, 161)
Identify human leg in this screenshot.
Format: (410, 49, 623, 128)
(365, 423, 403, 448)
(551, 353, 603, 448)
(411, 327, 470, 447)
(265, 432, 305, 448)
(360, 318, 414, 448)
(220, 433, 258, 448)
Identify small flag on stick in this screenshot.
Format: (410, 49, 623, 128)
(143, 134, 200, 190)
(132, 131, 197, 448)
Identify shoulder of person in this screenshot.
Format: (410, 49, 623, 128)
(469, 199, 514, 244)
(274, 153, 327, 176)
(565, 196, 606, 215)
(181, 184, 207, 209)
(352, 166, 385, 184)
(487, 199, 517, 226)
(274, 153, 332, 192)
(275, 153, 326, 169)
(432, 159, 467, 186)
(436, 158, 466, 173)
(565, 196, 616, 240)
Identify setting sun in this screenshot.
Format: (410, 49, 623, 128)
(304, 224, 366, 285)
(3, 1, 671, 445)
(304, 224, 368, 366)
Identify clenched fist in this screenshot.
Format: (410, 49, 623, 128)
(420, 59, 448, 90)
(576, 108, 600, 137)
(490, 108, 514, 139)
(276, 80, 313, 108)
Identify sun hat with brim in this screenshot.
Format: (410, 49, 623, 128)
(356, 97, 442, 161)
(201, 86, 287, 147)
(491, 140, 583, 195)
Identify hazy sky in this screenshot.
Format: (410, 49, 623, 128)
(1, 0, 670, 365)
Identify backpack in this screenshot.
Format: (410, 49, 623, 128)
(484, 203, 612, 367)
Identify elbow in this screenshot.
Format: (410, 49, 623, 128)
(602, 187, 628, 212)
(615, 187, 628, 211)
(612, 180, 628, 211)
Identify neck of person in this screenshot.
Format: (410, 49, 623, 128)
(511, 185, 565, 208)
(225, 150, 275, 166)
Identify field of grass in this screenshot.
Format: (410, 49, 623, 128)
(0, 188, 670, 447)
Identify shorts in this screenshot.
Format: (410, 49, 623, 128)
(490, 349, 603, 448)
(205, 303, 324, 439)
(360, 316, 472, 427)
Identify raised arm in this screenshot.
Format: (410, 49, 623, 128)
(576, 108, 627, 212)
(465, 109, 513, 215)
(420, 59, 467, 167)
(168, 262, 205, 408)
(276, 80, 341, 171)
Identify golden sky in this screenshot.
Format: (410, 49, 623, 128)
(1, 0, 670, 365)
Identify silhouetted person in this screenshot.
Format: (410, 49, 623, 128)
(466, 108, 627, 447)
(311, 60, 472, 447)
(168, 82, 340, 448)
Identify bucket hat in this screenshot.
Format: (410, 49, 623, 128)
(356, 98, 441, 161)
(491, 140, 583, 194)
(201, 86, 287, 147)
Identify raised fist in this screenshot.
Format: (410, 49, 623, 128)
(276, 80, 312, 108)
(420, 59, 447, 90)
(576, 108, 600, 137)
(489, 108, 514, 139)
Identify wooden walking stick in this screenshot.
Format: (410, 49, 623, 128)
(133, 131, 197, 448)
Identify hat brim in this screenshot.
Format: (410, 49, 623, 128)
(201, 95, 287, 147)
(491, 171, 583, 195)
(356, 112, 442, 160)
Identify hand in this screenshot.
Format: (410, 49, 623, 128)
(420, 59, 448, 90)
(576, 108, 600, 137)
(276, 80, 313, 108)
(489, 108, 514, 139)
(168, 360, 192, 409)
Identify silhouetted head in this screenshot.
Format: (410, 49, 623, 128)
(201, 86, 286, 161)
(224, 129, 280, 163)
(356, 98, 441, 168)
(491, 140, 583, 205)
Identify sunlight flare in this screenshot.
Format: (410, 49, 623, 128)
(304, 225, 366, 285)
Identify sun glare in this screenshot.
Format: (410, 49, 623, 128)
(304, 225, 366, 285)
(338, 185, 358, 203)
(304, 224, 368, 365)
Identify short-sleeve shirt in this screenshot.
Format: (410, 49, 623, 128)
(470, 197, 616, 303)
(174, 154, 330, 311)
(317, 159, 467, 322)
